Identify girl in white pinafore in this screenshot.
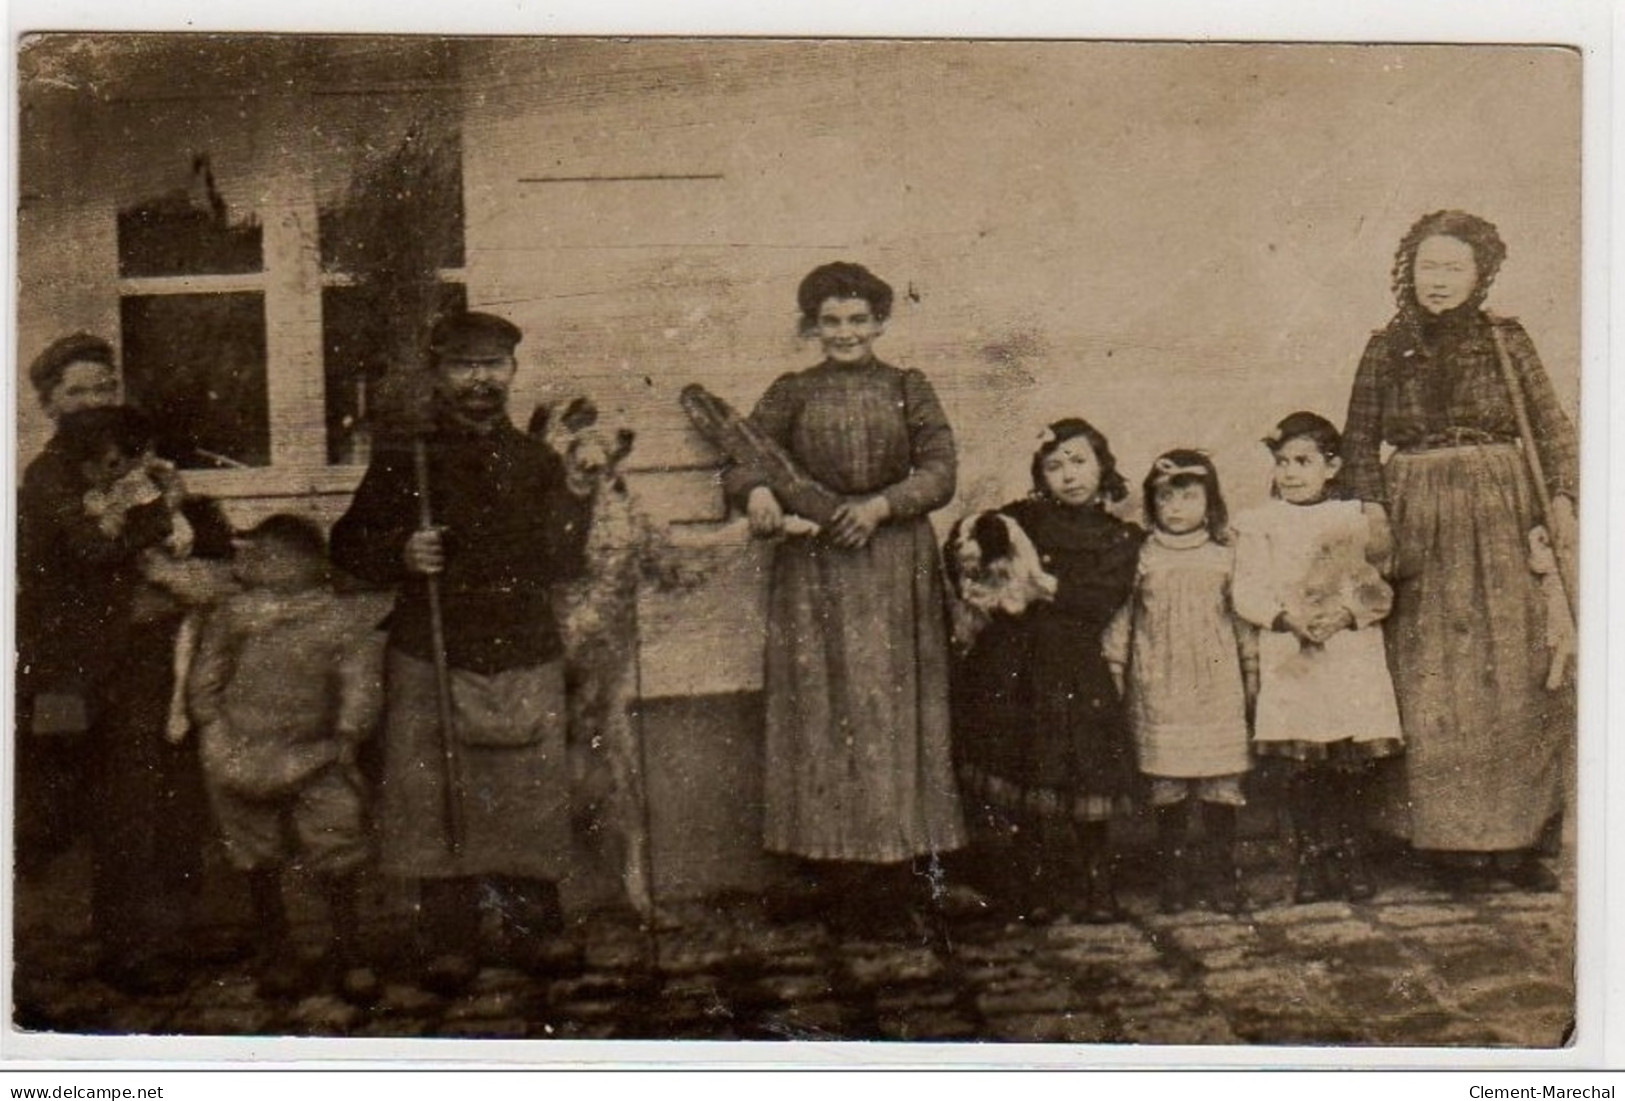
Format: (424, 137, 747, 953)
(1232, 412, 1404, 906)
(1104, 450, 1256, 916)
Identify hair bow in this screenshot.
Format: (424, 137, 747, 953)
(1152, 455, 1209, 481)
(1036, 427, 1057, 446)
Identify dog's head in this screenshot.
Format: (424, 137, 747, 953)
(946, 511, 1016, 592)
(946, 510, 1058, 619)
(528, 396, 636, 492)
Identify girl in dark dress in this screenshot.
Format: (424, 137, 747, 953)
(950, 418, 1143, 923)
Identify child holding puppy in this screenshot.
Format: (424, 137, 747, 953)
(1231, 412, 1404, 904)
(948, 418, 1143, 924)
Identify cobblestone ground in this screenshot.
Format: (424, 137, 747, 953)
(11, 840, 1574, 1048)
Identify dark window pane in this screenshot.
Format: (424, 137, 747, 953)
(117, 157, 263, 277)
(323, 281, 466, 464)
(120, 293, 270, 469)
(318, 130, 464, 274)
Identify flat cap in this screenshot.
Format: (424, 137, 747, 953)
(429, 311, 522, 360)
(29, 332, 115, 396)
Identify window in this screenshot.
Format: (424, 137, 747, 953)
(108, 81, 465, 491)
(120, 291, 271, 468)
(110, 95, 276, 473)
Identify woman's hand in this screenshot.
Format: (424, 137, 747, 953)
(1276, 609, 1321, 648)
(747, 486, 785, 538)
(830, 496, 890, 549)
(1305, 607, 1356, 645)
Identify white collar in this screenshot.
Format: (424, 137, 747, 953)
(1152, 528, 1211, 550)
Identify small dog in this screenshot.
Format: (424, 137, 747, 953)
(943, 509, 1057, 654)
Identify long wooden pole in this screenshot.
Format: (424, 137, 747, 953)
(1489, 319, 1578, 623)
(414, 437, 466, 855)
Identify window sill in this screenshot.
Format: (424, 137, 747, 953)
(181, 464, 366, 501)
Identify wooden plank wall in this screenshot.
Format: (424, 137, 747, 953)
(455, 39, 1581, 696)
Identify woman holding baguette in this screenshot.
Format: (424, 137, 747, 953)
(722, 261, 963, 938)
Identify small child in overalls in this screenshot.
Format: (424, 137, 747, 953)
(187, 514, 386, 1001)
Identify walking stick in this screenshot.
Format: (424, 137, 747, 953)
(1488, 319, 1579, 623)
(372, 361, 471, 859)
(411, 437, 467, 856)
(627, 592, 665, 983)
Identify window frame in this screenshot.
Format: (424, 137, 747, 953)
(109, 87, 466, 502)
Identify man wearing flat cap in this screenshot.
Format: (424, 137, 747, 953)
(330, 310, 594, 994)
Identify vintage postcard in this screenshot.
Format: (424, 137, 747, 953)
(5, 15, 1608, 1071)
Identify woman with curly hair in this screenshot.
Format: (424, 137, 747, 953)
(723, 261, 963, 937)
(1341, 210, 1577, 892)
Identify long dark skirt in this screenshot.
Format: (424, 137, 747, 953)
(90, 616, 209, 962)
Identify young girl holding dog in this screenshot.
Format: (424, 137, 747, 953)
(1231, 412, 1404, 904)
(948, 418, 1142, 924)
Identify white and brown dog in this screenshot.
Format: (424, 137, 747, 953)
(529, 396, 699, 919)
(943, 509, 1057, 654)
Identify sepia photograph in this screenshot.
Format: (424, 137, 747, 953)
(6, 21, 1598, 1065)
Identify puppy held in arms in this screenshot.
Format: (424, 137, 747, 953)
(944, 510, 1057, 653)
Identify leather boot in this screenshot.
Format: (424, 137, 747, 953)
(1078, 821, 1122, 924)
(418, 877, 480, 996)
(1502, 851, 1560, 893)
(1293, 832, 1327, 905)
(1203, 803, 1244, 915)
(491, 876, 582, 976)
(248, 867, 304, 998)
(1337, 822, 1376, 901)
(1154, 804, 1188, 915)
(764, 859, 829, 925)
(1289, 774, 1328, 905)
(320, 874, 381, 1004)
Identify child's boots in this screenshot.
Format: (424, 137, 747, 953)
(1331, 779, 1377, 902)
(1077, 821, 1122, 925)
(1289, 775, 1330, 905)
(1154, 804, 1189, 915)
(1202, 803, 1245, 915)
(321, 873, 381, 1005)
(1293, 831, 1329, 905)
(247, 867, 305, 998)
(1329, 822, 1376, 902)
